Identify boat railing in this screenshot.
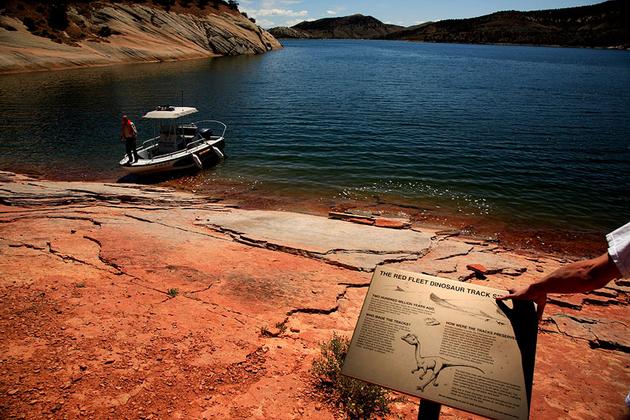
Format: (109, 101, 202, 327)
(194, 120, 227, 138)
(141, 136, 160, 148)
(137, 120, 226, 157)
(185, 120, 227, 148)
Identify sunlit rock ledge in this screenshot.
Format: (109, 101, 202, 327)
(0, 171, 628, 418)
(0, 3, 281, 74)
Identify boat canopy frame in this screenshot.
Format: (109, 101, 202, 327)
(138, 120, 227, 160)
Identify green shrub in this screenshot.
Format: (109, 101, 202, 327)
(48, 2, 69, 31)
(311, 333, 400, 419)
(98, 26, 112, 37)
(22, 17, 36, 31)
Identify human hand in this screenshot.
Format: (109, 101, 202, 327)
(497, 284, 547, 320)
(496, 252, 621, 322)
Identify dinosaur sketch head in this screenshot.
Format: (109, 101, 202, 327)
(401, 333, 419, 346)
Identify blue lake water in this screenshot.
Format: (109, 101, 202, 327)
(1, 40, 629, 237)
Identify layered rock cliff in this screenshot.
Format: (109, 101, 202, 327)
(0, 1, 281, 74)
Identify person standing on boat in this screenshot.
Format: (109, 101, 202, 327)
(121, 115, 139, 164)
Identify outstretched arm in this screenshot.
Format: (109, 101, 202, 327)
(497, 252, 622, 319)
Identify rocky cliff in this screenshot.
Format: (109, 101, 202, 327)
(0, 1, 282, 74)
(269, 14, 402, 39)
(385, 0, 630, 49)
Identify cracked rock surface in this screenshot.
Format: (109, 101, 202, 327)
(0, 172, 628, 419)
(197, 209, 433, 271)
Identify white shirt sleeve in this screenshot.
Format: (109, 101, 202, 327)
(606, 222, 630, 278)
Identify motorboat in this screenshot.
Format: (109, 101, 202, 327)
(119, 106, 226, 175)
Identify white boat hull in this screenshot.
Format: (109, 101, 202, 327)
(120, 138, 225, 175)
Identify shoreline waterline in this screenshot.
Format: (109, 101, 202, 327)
(2, 161, 619, 259)
(1, 168, 609, 259)
(163, 172, 610, 259)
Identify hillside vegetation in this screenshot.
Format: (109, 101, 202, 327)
(385, 0, 629, 48)
(269, 14, 401, 40)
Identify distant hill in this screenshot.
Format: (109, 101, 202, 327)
(269, 14, 402, 39)
(385, 0, 630, 48)
(269, 1, 629, 49)
(267, 26, 312, 39)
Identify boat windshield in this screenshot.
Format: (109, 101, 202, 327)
(157, 121, 198, 154)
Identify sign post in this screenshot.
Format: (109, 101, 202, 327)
(342, 267, 538, 420)
(418, 400, 441, 420)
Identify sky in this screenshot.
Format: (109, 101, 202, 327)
(239, 0, 604, 29)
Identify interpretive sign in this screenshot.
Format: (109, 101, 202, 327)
(342, 267, 538, 420)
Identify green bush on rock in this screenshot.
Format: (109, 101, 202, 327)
(311, 333, 401, 419)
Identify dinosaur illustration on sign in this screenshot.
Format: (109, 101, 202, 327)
(401, 333, 484, 391)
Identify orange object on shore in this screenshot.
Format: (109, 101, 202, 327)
(466, 263, 488, 274)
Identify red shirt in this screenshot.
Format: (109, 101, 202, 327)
(121, 120, 137, 139)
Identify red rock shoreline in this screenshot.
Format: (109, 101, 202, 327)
(163, 175, 609, 260)
(8, 165, 606, 259)
(1, 172, 627, 419)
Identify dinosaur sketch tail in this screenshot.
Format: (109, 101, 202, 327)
(447, 364, 485, 374)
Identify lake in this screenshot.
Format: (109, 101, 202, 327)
(1, 39, 629, 240)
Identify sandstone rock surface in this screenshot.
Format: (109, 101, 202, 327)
(0, 172, 628, 419)
(0, 3, 281, 74)
(198, 209, 433, 271)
